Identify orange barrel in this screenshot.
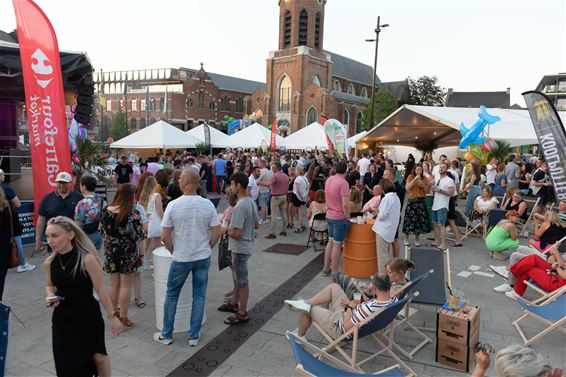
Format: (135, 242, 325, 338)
(343, 223, 377, 278)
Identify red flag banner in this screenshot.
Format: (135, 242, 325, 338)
(270, 117, 277, 151)
(321, 115, 335, 153)
(13, 0, 73, 219)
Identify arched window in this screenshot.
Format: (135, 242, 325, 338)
(186, 98, 193, 108)
(356, 112, 363, 133)
(235, 98, 244, 113)
(343, 108, 350, 127)
(221, 96, 230, 111)
(315, 12, 321, 49)
(209, 101, 216, 111)
(360, 87, 368, 98)
(298, 10, 308, 46)
(198, 91, 205, 109)
(306, 106, 318, 126)
(333, 80, 341, 92)
(131, 118, 137, 130)
(284, 11, 292, 48)
(140, 118, 146, 129)
(313, 75, 321, 87)
(347, 84, 355, 95)
(278, 75, 292, 112)
(159, 97, 165, 111)
(150, 98, 156, 111)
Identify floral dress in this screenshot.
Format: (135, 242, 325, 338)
(100, 208, 146, 274)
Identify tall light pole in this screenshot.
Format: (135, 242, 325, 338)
(366, 16, 389, 129)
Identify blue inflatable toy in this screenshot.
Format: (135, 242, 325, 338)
(459, 106, 501, 150)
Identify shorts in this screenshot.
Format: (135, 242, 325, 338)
(259, 192, 270, 207)
(327, 219, 351, 243)
(232, 253, 250, 288)
(310, 287, 347, 340)
(447, 196, 457, 221)
(291, 193, 306, 208)
(432, 207, 448, 226)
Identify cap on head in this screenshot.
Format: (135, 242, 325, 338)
(55, 171, 72, 183)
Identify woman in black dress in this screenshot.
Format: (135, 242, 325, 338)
(362, 164, 382, 206)
(44, 216, 122, 377)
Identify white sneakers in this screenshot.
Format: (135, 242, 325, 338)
(494, 283, 513, 293)
(286, 328, 306, 341)
(16, 263, 36, 273)
(189, 334, 200, 347)
(490, 265, 509, 279)
(259, 219, 269, 225)
(505, 290, 520, 300)
(153, 332, 173, 345)
(284, 299, 311, 314)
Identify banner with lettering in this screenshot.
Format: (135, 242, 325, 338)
(321, 115, 335, 153)
(324, 118, 347, 157)
(13, 0, 72, 220)
(270, 117, 277, 151)
(523, 90, 566, 201)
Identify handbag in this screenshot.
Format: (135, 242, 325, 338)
(7, 206, 20, 269)
(218, 233, 232, 271)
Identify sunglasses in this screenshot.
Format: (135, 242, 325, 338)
(47, 215, 65, 225)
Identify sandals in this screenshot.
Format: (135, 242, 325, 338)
(279, 230, 287, 236)
(224, 311, 249, 325)
(287, 223, 294, 229)
(452, 242, 463, 247)
(120, 316, 135, 330)
(134, 298, 146, 308)
(294, 226, 306, 233)
(217, 302, 239, 313)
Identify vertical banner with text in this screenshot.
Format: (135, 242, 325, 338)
(13, 0, 72, 221)
(523, 91, 566, 201)
(270, 117, 277, 151)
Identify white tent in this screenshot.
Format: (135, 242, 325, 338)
(282, 122, 328, 150)
(360, 105, 566, 148)
(347, 131, 368, 146)
(186, 124, 227, 147)
(110, 120, 201, 149)
(218, 123, 285, 148)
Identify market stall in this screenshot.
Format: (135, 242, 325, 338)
(282, 122, 328, 150)
(110, 120, 201, 150)
(186, 123, 228, 148)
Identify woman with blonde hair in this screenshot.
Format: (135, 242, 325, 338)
(138, 175, 163, 265)
(44, 216, 122, 376)
(529, 210, 566, 253)
(349, 186, 362, 213)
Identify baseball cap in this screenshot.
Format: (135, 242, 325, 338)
(55, 171, 72, 183)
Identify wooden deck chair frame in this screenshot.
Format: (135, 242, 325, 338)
(306, 213, 328, 252)
(463, 210, 489, 239)
(519, 197, 540, 237)
(512, 295, 566, 346)
(286, 332, 404, 377)
(522, 284, 566, 306)
(311, 293, 418, 377)
(483, 209, 508, 239)
(496, 193, 507, 209)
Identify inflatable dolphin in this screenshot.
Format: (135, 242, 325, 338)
(459, 106, 501, 150)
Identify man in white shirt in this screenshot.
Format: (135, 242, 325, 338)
(431, 162, 455, 250)
(154, 170, 221, 347)
(432, 154, 448, 181)
(372, 179, 401, 273)
(485, 158, 498, 189)
(247, 166, 260, 202)
(357, 152, 371, 183)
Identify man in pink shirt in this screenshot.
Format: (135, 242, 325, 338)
(265, 162, 290, 239)
(323, 161, 351, 276)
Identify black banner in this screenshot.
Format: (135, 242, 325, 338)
(523, 91, 566, 201)
(203, 122, 211, 153)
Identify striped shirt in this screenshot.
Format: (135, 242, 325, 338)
(337, 297, 398, 336)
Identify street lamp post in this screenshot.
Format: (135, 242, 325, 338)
(366, 16, 389, 129)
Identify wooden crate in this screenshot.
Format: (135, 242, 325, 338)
(437, 305, 480, 346)
(436, 329, 478, 372)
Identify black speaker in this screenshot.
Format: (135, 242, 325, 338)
(74, 79, 95, 126)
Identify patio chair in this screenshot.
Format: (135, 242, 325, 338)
(388, 270, 434, 359)
(286, 332, 405, 377)
(512, 294, 566, 346)
(522, 283, 566, 306)
(312, 293, 419, 376)
(483, 209, 508, 238)
(519, 197, 540, 237)
(463, 209, 489, 239)
(306, 213, 328, 252)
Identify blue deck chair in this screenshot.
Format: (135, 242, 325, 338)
(287, 332, 405, 377)
(388, 270, 434, 359)
(512, 294, 566, 346)
(483, 209, 507, 238)
(312, 293, 419, 377)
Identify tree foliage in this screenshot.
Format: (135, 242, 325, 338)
(487, 140, 514, 162)
(71, 136, 110, 189)
(110, 108, 128, 140)
(408, 76, 446, 106)
(362, 90, 398, 131)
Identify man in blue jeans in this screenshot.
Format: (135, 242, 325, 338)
(154, 170, 221, 346)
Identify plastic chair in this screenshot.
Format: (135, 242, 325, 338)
(312, 293, 418, 376)
(512, 294, 566, 346)
(306, 213, 328, 252)
(286, 332, 405, 377)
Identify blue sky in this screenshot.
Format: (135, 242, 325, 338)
(1, 0, 564, 106)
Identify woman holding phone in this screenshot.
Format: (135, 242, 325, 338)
(44, 216, 122, 377)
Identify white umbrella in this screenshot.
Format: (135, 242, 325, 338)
(110, 120, 201, 149)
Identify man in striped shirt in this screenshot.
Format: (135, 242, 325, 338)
(284, 272, 397, 340)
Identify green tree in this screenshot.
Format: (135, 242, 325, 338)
(71, 136, 110, 189)
(110, 109, 128, 140)
(408, 75, 446, 106)
(362, 89, 398, 130)
(487, 140, 514, 162)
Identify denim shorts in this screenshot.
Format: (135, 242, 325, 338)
(432, 208, 448, 226)
(232, 253, 250, 287)
(327, 219, 351, 243)
(259, 192, 270, 207)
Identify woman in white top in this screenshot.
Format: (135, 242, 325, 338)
(473, 186, 499, 214)
(138, 176, 164, 263)
(372, 179, 401, 273)
(291, 166, 309, 233)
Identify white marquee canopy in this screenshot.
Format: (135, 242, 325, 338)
(217, 123, 285, 148)
(110, 120, 201, 149)
(186, 123, 228, 148)
(282, 122, 328, 150)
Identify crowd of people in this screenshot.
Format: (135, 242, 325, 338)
(1, 145, 565, 376)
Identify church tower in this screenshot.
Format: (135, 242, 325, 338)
(265, 0, 333, 135)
